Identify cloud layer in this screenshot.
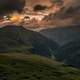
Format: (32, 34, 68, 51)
(0, 0, 25, 14)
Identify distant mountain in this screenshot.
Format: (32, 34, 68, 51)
(40, 25, 80, 46)
(54, 40, 80, 67)
(0, 25, 58, 57)
(40, 25, 80, 67)
(0, 53, 80, 80)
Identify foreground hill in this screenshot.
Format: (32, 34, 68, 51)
(0, 53, 80, 80)
(0, 25, 58, 57)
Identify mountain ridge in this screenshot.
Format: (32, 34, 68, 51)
(0, 25, 58, 57)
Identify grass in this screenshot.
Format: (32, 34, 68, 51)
(0, 53, 80, 80)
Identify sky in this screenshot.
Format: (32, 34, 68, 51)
(0, 0, 79, 30)
(25, 0, 51, 9)
(0, 0, 25, 14)
(0, 0, 63, 12)
(0, 0, 79, 15)
(63, 0, 80, 9)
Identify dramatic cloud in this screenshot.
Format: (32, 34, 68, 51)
(0, 0, 25, 14)
(24, 0, 51, 10)
(63, 0, 80, 8)
(61, 0, 80, 16)
(33, 4, 48, 11)
(42, 0, 80, 29)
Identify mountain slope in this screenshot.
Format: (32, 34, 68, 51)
(54, 40, 80, 67)
(0, 25, 58, 57)
(40, 25, 80, 46)
(40, 25, 80, 67)
(0, 53, 80, 80)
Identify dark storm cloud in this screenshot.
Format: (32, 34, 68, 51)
(0, 0, 25, 14)
(62, 0, 80, 15)
(33, 4, 48, 11)
(63, 0, 80, 8)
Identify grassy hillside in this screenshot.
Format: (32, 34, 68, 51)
(0, 53, 80, 80)
(0, 25, 58, 57)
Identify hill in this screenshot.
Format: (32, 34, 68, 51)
(0, 25, 58, 57)
(0, 53, 80, 80)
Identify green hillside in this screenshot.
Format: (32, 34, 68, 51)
(0, 53, 80, 80)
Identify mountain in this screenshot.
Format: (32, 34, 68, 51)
(40, 25, 80, 67)
(0, 53, 80, 80)
(40, 25, 80, 46)
(54, 40, 80, 68)
(0, 25, 58, 57)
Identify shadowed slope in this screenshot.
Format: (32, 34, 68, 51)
(0, 25, 58, 57)
(40, 25, 80, 67)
